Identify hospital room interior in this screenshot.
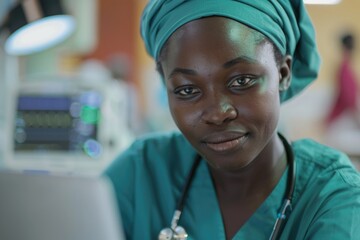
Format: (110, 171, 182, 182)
(0, 0, 359, 176)
(0, 0, 360, 240)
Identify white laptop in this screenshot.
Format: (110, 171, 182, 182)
(0, 170, 125, 240)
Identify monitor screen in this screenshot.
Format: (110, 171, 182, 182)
(13, 91, 102, 158)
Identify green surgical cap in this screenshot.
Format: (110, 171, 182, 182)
(141, 0, 321, 102)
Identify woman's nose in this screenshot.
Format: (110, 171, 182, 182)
(201, 96, 237, 125)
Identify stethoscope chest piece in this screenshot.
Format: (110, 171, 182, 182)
(158, 226, 188, 240)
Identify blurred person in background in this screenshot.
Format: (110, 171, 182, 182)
(326, 32, 360, 126)
(324, 32, 360, 159)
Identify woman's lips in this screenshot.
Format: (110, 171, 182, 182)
(202, 132, 248, 152)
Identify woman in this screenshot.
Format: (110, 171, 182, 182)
(105, 1, 360, 239)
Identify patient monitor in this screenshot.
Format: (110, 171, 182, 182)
(3, 76, 133, 174)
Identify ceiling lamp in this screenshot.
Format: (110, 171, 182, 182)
(2, 0, 76, 56)
(304, 0, 342, 4)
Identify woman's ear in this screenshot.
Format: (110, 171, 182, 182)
(279, 55, 292, 91)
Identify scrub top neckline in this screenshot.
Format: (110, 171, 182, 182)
(191, 158, 289, 240)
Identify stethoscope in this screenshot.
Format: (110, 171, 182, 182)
(158, 133, 296, 240)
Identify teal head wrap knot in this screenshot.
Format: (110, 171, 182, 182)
(141, 0, 321, 102)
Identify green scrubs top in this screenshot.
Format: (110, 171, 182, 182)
(105, 131, 360, 239)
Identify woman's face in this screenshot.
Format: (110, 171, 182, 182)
(161, 17, 290, 172)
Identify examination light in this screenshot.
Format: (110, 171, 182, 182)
(2, 0, 75, 56)
(304, 0, 342, 4)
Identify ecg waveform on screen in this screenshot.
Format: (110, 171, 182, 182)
(13, 93, 102, 158)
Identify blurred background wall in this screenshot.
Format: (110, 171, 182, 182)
(281, 1, 360, 164)
(0, 0, 359, 172)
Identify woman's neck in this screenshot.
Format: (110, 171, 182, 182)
(209, 134, 287, 198)
(209, 134, 288, 240)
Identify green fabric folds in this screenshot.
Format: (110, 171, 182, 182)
(141, 0, 321, 102)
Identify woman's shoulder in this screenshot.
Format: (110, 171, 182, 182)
(118, 131, 194, 161)
(128, 131, 190, 152)
(293, 138, 356, 169)
(292, 138, 360, 190)
(104, 131, 197, 177)
(287, 139, 360, 239)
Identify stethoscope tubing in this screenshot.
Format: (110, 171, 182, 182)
(172, 155, 201, 229)
(269, 133, 296, 240)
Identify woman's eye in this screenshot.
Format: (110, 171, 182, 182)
(229, 75, 256, 88)
(174, 86, 200, 97)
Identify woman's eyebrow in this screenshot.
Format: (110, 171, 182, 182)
(223, 56, 258, 69)
(168, 56, 258, 78)
(169, 68, 197, 79)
